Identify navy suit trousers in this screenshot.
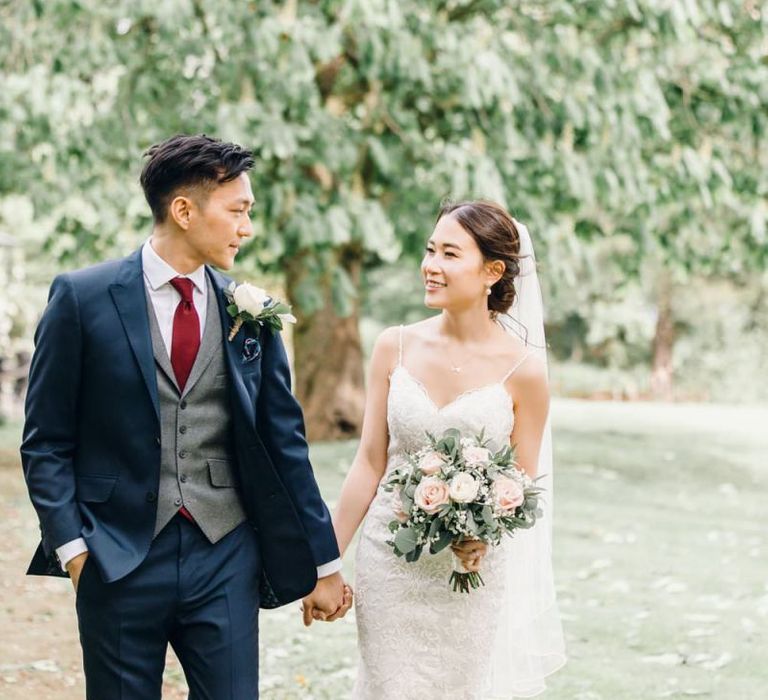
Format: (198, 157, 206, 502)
(76, 516, 261, 699)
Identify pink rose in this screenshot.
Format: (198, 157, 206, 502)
(493, 477, 525, 513)
(392, 489, 409, 523)
(418, 451, 446, 476)
(463, 445, 492, 468)
(414, 477, 450, 514)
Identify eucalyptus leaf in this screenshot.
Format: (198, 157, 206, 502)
(431, 529, 453, 554)
(394, 527, 419, 555)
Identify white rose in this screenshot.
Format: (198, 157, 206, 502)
(462, 445, 491, 468)
(233, 283, 269, 316)
(449, 473, 480, 503)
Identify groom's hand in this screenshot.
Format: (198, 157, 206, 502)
(301, 572, 350, 627)
(65, 552, 89, 592)
(316, 584, 353, 623)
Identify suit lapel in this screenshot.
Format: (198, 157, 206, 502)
(145, 294, 179, 392)
(206, 267, 260, 427)
(109, 248, 160, 421)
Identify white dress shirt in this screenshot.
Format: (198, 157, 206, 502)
(57, 240, 340, 579)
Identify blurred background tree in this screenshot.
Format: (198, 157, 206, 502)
(0, 0, 766, 437)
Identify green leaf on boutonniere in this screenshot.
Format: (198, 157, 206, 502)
(271, 302, 291, 315)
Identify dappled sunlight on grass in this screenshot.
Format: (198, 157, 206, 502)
(2, 399, 765, 698)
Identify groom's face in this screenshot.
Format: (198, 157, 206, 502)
(186, 172, 255, 270)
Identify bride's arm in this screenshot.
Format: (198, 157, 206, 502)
(509, 355, 550, 478)
(332, 327, 398, 557)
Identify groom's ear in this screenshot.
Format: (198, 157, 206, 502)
(168, 194, 194, 230)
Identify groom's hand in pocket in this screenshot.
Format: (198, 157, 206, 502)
(301, 572, 348, 626)
(65, 552, 89, 593)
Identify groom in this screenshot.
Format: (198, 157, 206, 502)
(21, 134, 350, 698)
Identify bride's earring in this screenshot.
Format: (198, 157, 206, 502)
(485, 285, 492, 296)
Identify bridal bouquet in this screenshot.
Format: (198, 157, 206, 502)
(383, 428, 544, 593)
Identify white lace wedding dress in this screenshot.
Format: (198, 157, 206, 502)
(352, 327, 531, 699)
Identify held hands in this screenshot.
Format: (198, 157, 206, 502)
(300, 571, 353, 627)
(451, 540, 488, 573)
(65, 551, 89, 592)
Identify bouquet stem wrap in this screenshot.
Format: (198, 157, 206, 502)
(450, 550, 485, 593)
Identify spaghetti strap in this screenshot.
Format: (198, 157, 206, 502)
(397, 324, 404, 367)
(501, 351, 532, 383)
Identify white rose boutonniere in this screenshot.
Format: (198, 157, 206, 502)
(224, 281, 297, 341)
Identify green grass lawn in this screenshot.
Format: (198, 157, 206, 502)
(3, 399, 766, 699)
(258, 400, 768, 699)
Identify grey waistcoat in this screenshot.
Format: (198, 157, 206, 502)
(146, 282, 247, 542)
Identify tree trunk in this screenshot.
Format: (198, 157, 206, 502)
(286, 250, 365, 442)
(650, 273, 675, 401)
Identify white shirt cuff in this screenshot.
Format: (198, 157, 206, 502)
(316, 558, 342, 579)
(55, 538, 88, 571)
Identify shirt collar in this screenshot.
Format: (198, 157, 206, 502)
(141, 239, 207, 293)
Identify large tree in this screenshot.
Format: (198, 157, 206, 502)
(467, 0, 767, 398)
(1, 1, 765, 430)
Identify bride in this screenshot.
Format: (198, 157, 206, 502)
(331, 200, 566, 698)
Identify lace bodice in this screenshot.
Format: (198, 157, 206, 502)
(386, 364, 515, 459)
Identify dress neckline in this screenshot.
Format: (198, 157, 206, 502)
(391, 365, 513, 414)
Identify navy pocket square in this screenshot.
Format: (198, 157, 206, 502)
(242, 337, 261, 362)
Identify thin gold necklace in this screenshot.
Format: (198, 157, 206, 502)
(446, 344, 467, 373)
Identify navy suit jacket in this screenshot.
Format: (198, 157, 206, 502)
(20, 247, 339, 606)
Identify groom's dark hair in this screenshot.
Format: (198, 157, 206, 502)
(140, 134, 255, 223)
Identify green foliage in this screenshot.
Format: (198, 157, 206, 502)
(4, 1, 765, 268)
(1, 0, 766, 391)
(392, 526, 418, 555)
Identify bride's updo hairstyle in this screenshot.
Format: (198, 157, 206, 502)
(436, 200, 523, 315)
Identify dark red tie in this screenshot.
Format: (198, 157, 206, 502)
(169, 277, 199, 525)
(169, 277, 200, 392)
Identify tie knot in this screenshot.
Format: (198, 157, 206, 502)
(170, 277, 195, 304)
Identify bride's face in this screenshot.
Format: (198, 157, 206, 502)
(421, 215, 495, 311)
